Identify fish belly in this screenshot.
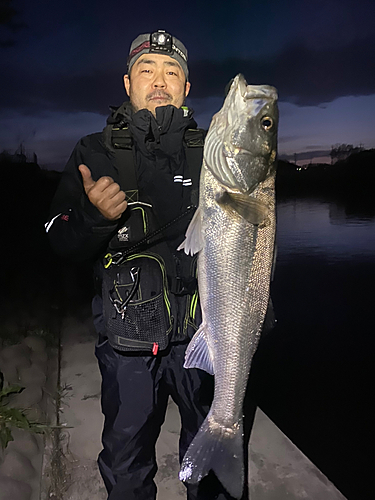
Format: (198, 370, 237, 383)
(199, 166, 276, 427)
(179, 166, 276, 498)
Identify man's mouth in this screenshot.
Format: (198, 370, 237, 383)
(147, 92, 172, 102)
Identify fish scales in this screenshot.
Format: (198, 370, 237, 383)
(178, 74, 278, 499)
(201, 167, 275, 425)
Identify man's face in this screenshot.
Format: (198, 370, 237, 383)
(124, 53, 191, 115)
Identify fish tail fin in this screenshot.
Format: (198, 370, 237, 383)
(179, 414, 244, 499)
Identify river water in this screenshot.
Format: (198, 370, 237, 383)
(251, 197, 375, 500)
(277, 198, 375, 263)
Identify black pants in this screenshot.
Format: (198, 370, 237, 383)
(95, 337, 255, 500)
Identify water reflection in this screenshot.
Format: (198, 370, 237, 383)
(253, 194, 375, 499)
(277, 198, 375, 263)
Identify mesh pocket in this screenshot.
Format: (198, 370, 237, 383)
(107, 293, 171, 351)
(102, 253, 172, 353)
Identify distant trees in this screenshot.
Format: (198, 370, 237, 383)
(330, 144, 364, 164)
(0, 144, 37, 164)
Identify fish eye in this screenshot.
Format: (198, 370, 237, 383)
(261, 117, 273, 131)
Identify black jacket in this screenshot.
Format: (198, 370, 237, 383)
(47, 102, 204, 347)
(47, 103, 202, 259)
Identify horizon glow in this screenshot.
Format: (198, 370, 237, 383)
(1, 94, 374, 171)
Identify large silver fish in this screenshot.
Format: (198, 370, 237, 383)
(178, 74, 278, 499)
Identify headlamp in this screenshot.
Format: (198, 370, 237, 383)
(127, 30, 189, 80)
(150, 30, 173, 54)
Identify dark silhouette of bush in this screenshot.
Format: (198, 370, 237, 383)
(276, 149, 375, 218)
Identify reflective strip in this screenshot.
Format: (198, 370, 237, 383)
(190, 290, 198, 319)
(44, 213, 62, 233)
(104, 253, 113, 269)
(128, 201, 152, 207)
(132, 206, 147, 234)
(125, 253, 171, 319)
(174, 176, 192, 186)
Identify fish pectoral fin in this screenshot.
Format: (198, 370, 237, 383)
(216, 191, 269, 225)
(184, 325, 214, 375)
(177, 207, 204, 256)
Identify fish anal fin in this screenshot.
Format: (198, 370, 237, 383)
(177, 207, 204, 256)
(217, 191, 269, 225)
(184, 325, 214, 376)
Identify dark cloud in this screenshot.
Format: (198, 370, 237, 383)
(0, 39, 15, 47)
(0, 0, 27, 47)
(278, 135, 304, 145)
(0, 65, 126, 115)
(0, 0, 18, 26)
(279, 150, 332, 162)
(189, 35, 375, 106)
(1, 31, 375, 115)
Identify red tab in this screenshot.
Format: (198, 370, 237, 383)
(129, 40, 150, 60)
(152, 343, 159, 356)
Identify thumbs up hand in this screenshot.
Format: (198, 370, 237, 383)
(78, 164, 127, 221)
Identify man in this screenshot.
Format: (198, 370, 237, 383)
(47, 31, 248, 500)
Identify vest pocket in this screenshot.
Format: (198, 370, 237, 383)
(102, 252, 173, 353)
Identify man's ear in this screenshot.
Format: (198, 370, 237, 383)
(185, 81, 191, 97)
(124, 74, 130, 96)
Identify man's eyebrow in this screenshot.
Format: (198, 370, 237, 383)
(136, 58, 181, 69)
(164, 60, 179, 68)
(136, 58, 156, 66)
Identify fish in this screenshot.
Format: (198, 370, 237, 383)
(177, 74, 278, 499)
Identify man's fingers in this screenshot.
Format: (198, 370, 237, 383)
(97, 179, 120, 198)
(99, 191, 127, 219)
(79, 164, 96, 193)
(78, 164, 127, 220)
(79, 164, 116, 194)
(111, 190, 126, 207)
(109, 200, 128, 220)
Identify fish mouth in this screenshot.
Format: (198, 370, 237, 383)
(236, 74, 248, 98)
(224, 75, 277, 147)
(223, 139, 252, 157)
(224, 146, 252, 157)
(204, 73, 278, 191)
(230, 74, 278, 101)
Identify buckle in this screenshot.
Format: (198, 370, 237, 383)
(170, 276, 197, 296)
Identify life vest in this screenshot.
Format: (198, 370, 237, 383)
(100, 122, 206, 354)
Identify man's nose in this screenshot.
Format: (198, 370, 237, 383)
(153, 71, 166, 87)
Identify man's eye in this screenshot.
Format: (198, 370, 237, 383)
(167, 71, 177, 76)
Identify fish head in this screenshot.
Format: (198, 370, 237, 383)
(204, 74, 278, 192)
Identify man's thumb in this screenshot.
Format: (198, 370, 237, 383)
(79, 164, 95, 192)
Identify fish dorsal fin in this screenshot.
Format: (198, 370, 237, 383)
(216, 191, 269, 225)
(177, 207, 204, 256)
(184, 325, 214, 376)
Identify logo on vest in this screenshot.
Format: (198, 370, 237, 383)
(118, 226, 130, 242)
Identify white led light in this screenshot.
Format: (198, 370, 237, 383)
(158, 34, 166, 44)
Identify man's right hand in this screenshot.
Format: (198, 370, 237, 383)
(79, 164, 128, 221)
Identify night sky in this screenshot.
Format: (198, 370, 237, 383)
(1, 0, 375, 169)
